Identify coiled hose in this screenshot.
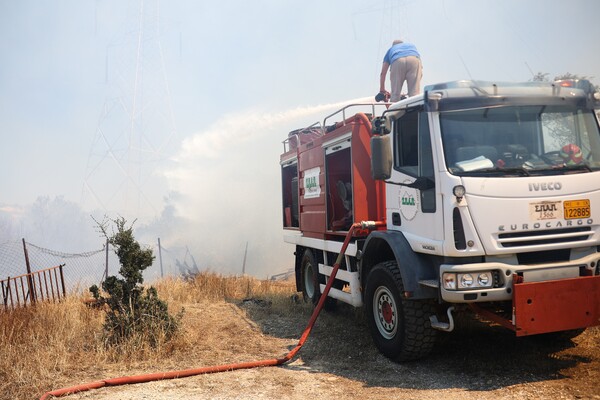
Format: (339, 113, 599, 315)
(40, 221, 383, 399)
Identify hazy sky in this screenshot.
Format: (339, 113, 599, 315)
(0, 0, 599, 276)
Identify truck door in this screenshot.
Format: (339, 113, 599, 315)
(387, 107, 443, 248)
(281, 158, 299, 228)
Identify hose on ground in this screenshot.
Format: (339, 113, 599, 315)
(40, 221, 384, 400)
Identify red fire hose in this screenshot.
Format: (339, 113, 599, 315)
(40, 221, 384, 400)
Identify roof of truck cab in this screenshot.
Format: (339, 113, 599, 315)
(414, 79, 595, 112)
(425, 79, 595, 100)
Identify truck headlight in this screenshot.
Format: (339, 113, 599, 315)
(443, 273, 456, 290)
(442, 271, 495, 290)
(460, 274, 473, 288)
(478, 272, 490, 286)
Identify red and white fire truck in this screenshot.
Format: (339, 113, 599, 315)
(280, 79, 600, 361)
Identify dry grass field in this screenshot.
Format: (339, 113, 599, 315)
(2, 272, 599, 400)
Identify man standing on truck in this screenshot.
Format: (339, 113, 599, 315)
(378, 39, 423, 101)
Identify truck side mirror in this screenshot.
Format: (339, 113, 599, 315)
(371, 135, 392, 180)
(372, 116, 391, 135)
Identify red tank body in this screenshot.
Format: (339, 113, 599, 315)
(281, 112, 385, 240)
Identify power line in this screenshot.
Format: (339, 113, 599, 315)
(441, 0, 474, 80)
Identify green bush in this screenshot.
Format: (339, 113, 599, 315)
(90, 217, 182, 346)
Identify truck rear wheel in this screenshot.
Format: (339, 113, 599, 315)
(365, 260, 437, 361)
(300, 249, 336, 310)
(301, 249, 318, 304)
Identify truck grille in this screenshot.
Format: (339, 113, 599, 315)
(497, 227, 592, 248)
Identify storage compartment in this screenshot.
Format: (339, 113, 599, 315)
(325, 141, 352, 231)
(281, 161, 299, 228)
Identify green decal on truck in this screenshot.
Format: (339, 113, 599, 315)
(304, 167, 321, 199)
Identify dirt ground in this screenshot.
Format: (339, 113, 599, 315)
(66, 298, 600, 400)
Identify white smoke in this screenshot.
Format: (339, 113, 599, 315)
(176, 96, 373, 161)
(164, 97, 373, 277)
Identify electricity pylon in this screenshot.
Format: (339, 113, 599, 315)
(82, 0, 176, 219)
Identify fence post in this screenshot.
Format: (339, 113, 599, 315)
(104, 238, 109, 283)
(158, 238, 164, 278)
(22, 238, 36, 304)
(59, 264, 67, 298)
(242, 241, 248, 275)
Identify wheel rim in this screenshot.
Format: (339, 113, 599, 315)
(373, 286, 398, 339)
(304, 261, 315, 299)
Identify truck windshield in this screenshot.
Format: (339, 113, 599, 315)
(440, 105, 600, 176)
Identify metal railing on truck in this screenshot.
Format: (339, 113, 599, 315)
(282, 102, 390, 154)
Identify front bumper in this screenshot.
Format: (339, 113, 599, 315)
(439, 252, 600, 303)
(513, 275, 600, 336)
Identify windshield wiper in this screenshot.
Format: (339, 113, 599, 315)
(455, 164, 594, 177)
(456, 167, 531, 176)
(558, 164, 593, 173)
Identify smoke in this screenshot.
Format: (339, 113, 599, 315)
(176, 96, 373, 161)
(0, 97, 376, 280)
(0, 196, 101, 252)
(164, 97, 372, 277)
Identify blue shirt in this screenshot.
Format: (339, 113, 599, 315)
(383, 42, 420, 65)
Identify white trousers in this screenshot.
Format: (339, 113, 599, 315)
(390, 56, 422, 101)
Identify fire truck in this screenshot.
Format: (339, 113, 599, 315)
(280, 79, 600, 361)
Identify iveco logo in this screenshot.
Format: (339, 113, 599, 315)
(528, 182, 562, 191)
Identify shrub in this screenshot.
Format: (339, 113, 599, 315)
(90, 217, 182, 346)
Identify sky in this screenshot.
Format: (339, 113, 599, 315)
(0, 0, 599, 277)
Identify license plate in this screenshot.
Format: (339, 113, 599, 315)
(564, 199, 591, 220)
(529, 201, 562, 220)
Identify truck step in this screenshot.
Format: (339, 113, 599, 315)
(419, 279, 439, 288)
(429, 307, 455, 332)
(318, 263, 363, 307)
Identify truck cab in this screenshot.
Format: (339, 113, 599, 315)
(283, 79, 600, 361)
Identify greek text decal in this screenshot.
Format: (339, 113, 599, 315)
(399, 183, 419, 221)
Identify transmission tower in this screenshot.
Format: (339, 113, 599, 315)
(82, 0, 177, 219)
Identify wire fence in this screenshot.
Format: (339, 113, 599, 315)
(0, 239, 193, 298)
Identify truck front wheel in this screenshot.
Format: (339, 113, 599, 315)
(365, 260, 437, 361)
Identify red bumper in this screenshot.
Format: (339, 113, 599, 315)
(513, 275, 600, 336)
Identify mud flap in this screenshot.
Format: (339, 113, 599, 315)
(513, 275, 600, 336)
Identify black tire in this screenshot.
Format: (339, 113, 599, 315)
(364, 260, 437, 361)
(300, 249, 337, 310)
(300, 249, 319, 304)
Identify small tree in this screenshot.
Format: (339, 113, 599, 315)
(90, 217, 181, 346)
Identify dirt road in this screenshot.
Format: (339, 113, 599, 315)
(67, 299, 600, 400)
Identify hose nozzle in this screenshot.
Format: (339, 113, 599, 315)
(360, 221, 384, 230)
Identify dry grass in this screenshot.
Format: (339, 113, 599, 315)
(0, 272, 296, 400)
(155, 273, 296, 303)
(6, 272, 599, 400)
(0, 295, 103, 399)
